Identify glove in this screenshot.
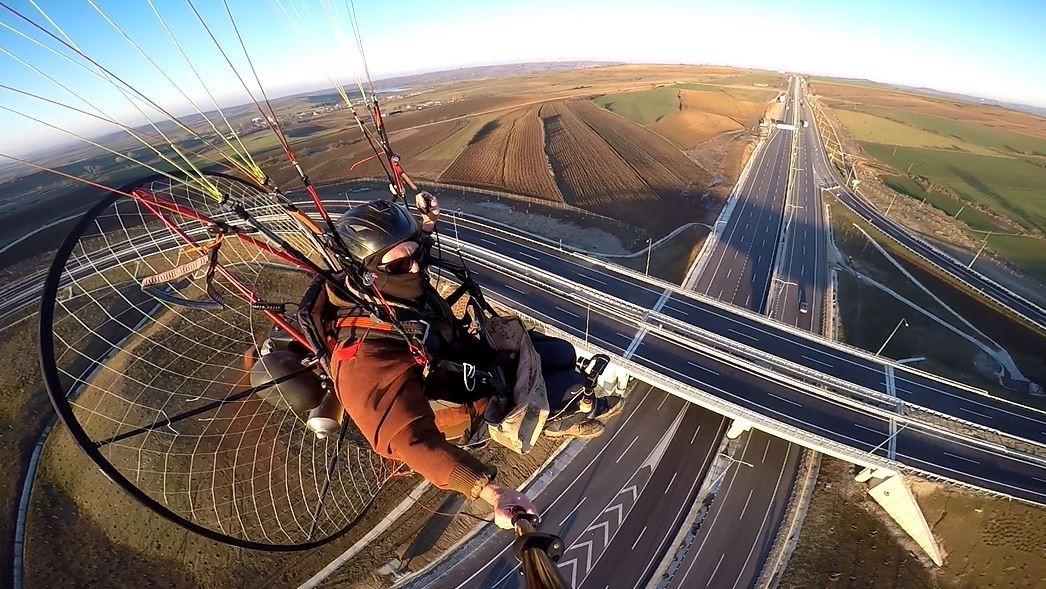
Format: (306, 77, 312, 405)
(415, 191, 440, 232)
(478, 482, 539, 530)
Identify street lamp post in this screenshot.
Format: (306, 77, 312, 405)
(876, 318, 909, 355)
(585, 303, 591, 345)
(884, 193, 897, 217)
(968, 231, 992, 269)
(644, 238, 652, 276)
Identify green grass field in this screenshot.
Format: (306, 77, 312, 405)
(593, 87, 679, 124)
(861, 142, 1046, 234)
(704, 73, 786, 88)
(879, 174, 1006, 232)
(672, 83, 776, 102)
(976, 233, 1046, 282)
(836, 110, 992, 153)
(853, 105, 1046, 157)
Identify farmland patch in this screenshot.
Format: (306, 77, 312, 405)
(862, 143, 1046, 234)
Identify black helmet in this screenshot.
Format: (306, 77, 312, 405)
(336, 200, 419, 267)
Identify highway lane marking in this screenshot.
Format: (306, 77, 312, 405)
(800, 354, 833, 368)
(729, 442, 797, 588)
(463, 218, 667, 298)
(893, 373, 1046, 426)
(436, 388, 655, 589)
(738, 489, 755, 519)
(615, 332, 632, 340)
(942, 451, 980, 465)
(479, 284, 628, 353)
(658, 395, 670, 411)
(690, 426, 702, 444)
(518, 251, 541, 262)
(896, 453, 1044, 500)
(665, 472, 678, 493)
(667, 293, 876, 372)
(727, 328, 759, 342)
(559, 497, 588, 526)
(479, 237, 498, 246)
(663, 302, 689, 316)
(578, 272, 608, 285)
(853, 422, 885, 436)
(630, 526, 647, 551)
(502, 284, 525, 295)
(761, 438, 772, 463)
(766, 392, 802, 407)
(706, 553, 727, 587)
(554, 305, 581, 319)
(959, 406, 993, 420)
(686, 361, 720, 376)
(699, 138, 778, 290)
(616, 435, 640, 463)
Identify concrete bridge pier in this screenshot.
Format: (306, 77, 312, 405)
(854, 467, 943, 566)
(726, 418, 753, 439)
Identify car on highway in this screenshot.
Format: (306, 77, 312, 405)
(798, 287, 808, 314)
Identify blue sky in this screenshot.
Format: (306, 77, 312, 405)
(2, 0, 1045, 156)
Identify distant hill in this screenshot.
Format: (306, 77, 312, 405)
(811, 75, 1046, 118)
(902, 86, 1046, 118)
(373, 61, 621, 89)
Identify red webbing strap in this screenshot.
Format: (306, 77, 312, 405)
(332, 341, 361, 362)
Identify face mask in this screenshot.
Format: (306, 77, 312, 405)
(372, 270, 424, 301)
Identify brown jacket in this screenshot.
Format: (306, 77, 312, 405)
(331, 338, 495, 497)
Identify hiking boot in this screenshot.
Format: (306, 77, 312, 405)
(543, 417, 606, 439)
(591, 395, 624, 423)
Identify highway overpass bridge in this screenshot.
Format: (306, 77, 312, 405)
(439, 217, 1046, 506)
(26, 204, 1046, 507)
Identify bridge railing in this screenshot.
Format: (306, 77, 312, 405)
(40, 206, 1045, 506)
(49, 207, 1046, 458)
(805, 94, 1046, 331)
(447, 211, 1046, 410)
(505, 303, 1040, 506)
(452, 238, 1046, 458)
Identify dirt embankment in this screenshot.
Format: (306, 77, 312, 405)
(780, 457, 1046, 589)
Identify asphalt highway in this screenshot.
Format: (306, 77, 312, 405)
(667, 76, 802, 589)
(805, 100, 1046, 333)
(450, 212, 1046, 446)
(832, 188, 1046, 332)
(462, 258, 1046, 503)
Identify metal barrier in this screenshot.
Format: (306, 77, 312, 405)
(450, 234, 1046, 453)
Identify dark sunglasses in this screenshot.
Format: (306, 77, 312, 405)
(375, 245, 425, 274)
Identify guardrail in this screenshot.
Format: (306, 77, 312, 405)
(447, 211, 1046, 413)
(27, 203, 1045, 451)
(25, 203, 1046, 506)
(804, 94, 1046, 333)
(451, 238, 1046, 458)
(496, 298, 1040, 507)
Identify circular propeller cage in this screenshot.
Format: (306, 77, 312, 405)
(39, 172, 399, 550)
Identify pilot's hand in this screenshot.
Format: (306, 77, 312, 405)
(415, 191, 440, 232)
(479, 482, 538, 530)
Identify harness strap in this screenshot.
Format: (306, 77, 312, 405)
(331, 316, 429, 338)
(329, 316, 431, 366)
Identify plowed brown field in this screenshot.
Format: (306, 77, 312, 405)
(811, 81, 1046, 139)
(441, 107, 561, 201)
(439, 99, 717, 233)
(539, 100, 658, 207)
(569, 100, 710, 200)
